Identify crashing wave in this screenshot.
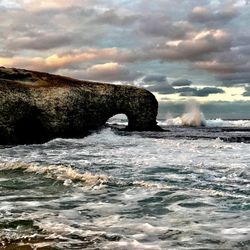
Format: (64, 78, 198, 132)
(0, 162, 108, 186)
(180, 110, 206, 127)
(161, 102, 207, 127)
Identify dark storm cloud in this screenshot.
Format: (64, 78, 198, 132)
(141, 73, 224, 96)
(172, 79, 192, 86)
(142, 79, 225, 96)
(218, 72, 250, 85)
(146, 84, 176, 95)
(141, 74, 175, 94)
(194, 87, 225, 96)
(143, 75, 167, 83)
(178, 86, 225, 96)
(177, 87, 197, 93)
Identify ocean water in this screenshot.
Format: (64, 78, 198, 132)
(0, 114, 250, 249)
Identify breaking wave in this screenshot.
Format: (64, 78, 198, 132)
(159, 102, 250, 128)
(0, 161, 163, 189)
(160, 117, 250, 128)
(159, 102, 206, 127)
(0, 162, 108, 187)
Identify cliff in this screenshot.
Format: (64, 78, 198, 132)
(0, 67, 161, 144)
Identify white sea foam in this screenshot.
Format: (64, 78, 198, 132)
(207, 119, 250, 127)
(160, 116, 250, 128)
(0, 162, 108, 187)
(0, 161, 165, 190)
(104, 239, 162, 250)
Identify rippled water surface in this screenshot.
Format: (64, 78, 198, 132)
(0, 126, 250, 249)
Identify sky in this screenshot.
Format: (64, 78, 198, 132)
(1, 0, 250, 118)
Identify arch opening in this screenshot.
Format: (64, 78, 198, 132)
(106, 114, 128, 129)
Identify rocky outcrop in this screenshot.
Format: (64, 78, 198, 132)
(0, 67, 161, 144)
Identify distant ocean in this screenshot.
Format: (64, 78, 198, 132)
(0, 106, 250, 249)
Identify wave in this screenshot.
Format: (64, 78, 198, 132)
(158, 102, 250, 128)
(0, 161, 163, 189)
(0, 162, 108, 187)
(108, 115, 250, 128)
(159, 117, 250, 128)
(206, 119, 250, 127)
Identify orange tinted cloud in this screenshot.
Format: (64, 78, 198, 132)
(23, 0, 82, 10)
(83, 62, 141, 82)
(194, 60, 237, 74)
(0, 48, 120, 71)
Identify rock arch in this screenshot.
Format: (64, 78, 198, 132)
(0, 67, 162, 144)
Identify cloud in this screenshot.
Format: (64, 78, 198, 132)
(115, 28, 231, 63)
(218, 72, 250, 85)
(6, 34, 73, 51)
(194, 49, 250, 86)
(194, 60, 238, 74)
(0, 0, 250, 89)
(178, 87, 225, 96)
(0, 4, 104, 54)
(188, 6, 238, 25)
(81, 62, 141, 82)
(195, 87, 225, 96)
(59, 62, 142, 82)
(146, 84, 176, 94)
(22, 0, 83, 11)
(160, 29, 231, 61)
(143, 75, 167, 83)
(171, 79, 192, 86)
(140, 75, 218, 96)
(93, 9, 139, 26)
(140, 74, 175, 94)
(138, 15, 194, 40)
(0, 48, 121, 71)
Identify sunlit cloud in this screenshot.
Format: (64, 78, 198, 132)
(22, 0, 82, 10)
(0, 48, 121, 71)
(0, 0, 250, 101)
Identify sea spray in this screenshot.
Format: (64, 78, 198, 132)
(162, 101, 207, 127)
(181, 101, 207, 127)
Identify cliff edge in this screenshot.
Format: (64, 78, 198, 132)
(0, 67, 161, 144)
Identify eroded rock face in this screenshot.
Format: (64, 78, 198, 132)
(0, 67, 161, 145)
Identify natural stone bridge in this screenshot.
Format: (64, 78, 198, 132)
(0, 67, 161, 145)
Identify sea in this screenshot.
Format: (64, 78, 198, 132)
(0, 106, 250, 250)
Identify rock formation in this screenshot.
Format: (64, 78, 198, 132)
(0, 67, 161, 144)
